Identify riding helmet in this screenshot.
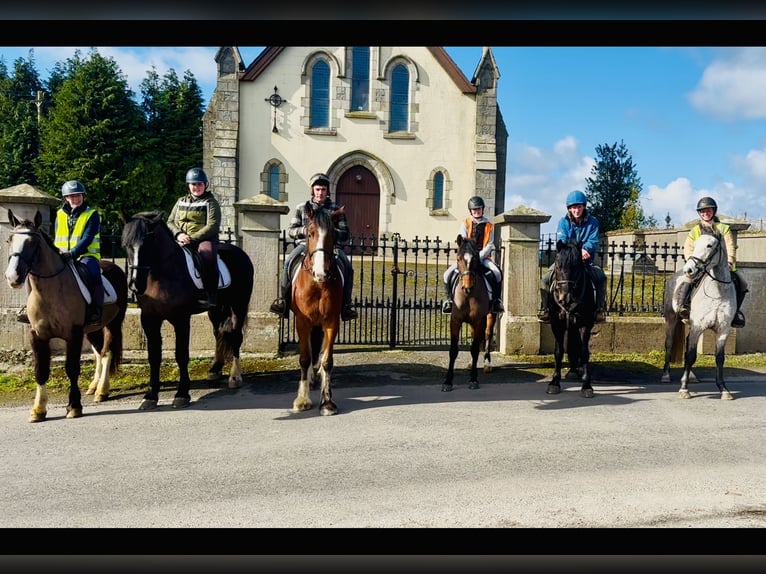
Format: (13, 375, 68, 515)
(185, 167, 209, 186)
(310, 173, 330, 188)
(467, 196, 485, 210)
(61, 180, 86, 196)
(696, 196, 718, 214)
(566, 190, 588, 207)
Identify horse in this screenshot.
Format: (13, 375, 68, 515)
(4, 209, 128, 422)
(121, 212, 254, 410)
(442, 235, 496, 392)
(544, 239, 596, 398)
(290, 203, 345, 415)
(661, 232, 736, 400)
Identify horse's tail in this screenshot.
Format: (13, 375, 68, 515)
(105, 262, 129, 374)
(215, 316, 236, 363)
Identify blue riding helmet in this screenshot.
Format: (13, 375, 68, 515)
(566, 190, 588, 207)
(61, 180, 86, 196)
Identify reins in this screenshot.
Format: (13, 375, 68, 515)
(8, 227, 68, 279)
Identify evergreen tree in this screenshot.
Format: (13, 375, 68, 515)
(0, 51, 43, 187)
(585, 140, 646, 233)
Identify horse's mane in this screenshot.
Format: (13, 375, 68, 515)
(308, 204, 336, 239)
(458, 236, 480, 261)
(121, 211, 166, 248)
(556, 240, 582, 272)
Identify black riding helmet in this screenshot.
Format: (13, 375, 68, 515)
(185, 167, 209, 189)
(467, 195, 485, 210)
(696, 196, 717, 214)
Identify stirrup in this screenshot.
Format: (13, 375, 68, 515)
(537, 309, 550, 323)
(17, 307, 30, 324)
(595, 309, 606, 323)
(341, 305, 358, 321)
(491, 300, 504, 314)
(678, 306, 690, 320)
(269, 298, 285, 315)
(731, 312, 746, 328)
(441, 300, 453, 315)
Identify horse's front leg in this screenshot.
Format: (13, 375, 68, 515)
(86, 329, 112, 402)
(139, 315, 163, 410)
(171, 317, 193, 408)
(293, 317, 313, 412)
(714, 332, 734, 400)
(442, 324, 461, 392)
(483, 313, 495, 374)
(679, 330, 701, 399)
(579, 327, 594, 399)
(29, 335, 51, 423)
(64, 331, 85, 418)
(547, 327, 564, 395)
(317, 326, 338, 416)
(467, 327, 483, 390)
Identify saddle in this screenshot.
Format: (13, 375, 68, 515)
(69, 260, 118, 305)
(289, 249, 346, 287)
(447, 268, 494, 299)
(180, 246, 232, 290)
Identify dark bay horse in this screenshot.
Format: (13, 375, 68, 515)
(291, 203, 344, 415)
(661, 232, 735, 400)
(4, 209, 128, 422)
(442, 235, 496, 392)
(545, 239, 595, 398)
(121, 212, 254, 409)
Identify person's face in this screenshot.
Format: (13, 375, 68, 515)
(188, 181, 206, 197)
(65, 193, 84, 208)
(312, 184, 328, 202)
(698, 207, 715, 222)
(568, 203, 585, 218)
(469, 207, 484, 219)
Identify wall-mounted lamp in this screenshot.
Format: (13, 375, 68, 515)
(265, 85, 284, 133)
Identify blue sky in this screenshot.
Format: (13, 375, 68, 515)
(3, 45, 766, 236)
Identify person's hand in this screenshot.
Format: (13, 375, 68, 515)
(581, 248, 591, 261)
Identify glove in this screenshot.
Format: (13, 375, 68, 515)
(61, 251, 73, 262)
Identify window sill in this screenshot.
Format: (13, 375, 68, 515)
(384, 132, 416, 140)
(345, 111, 377, 119)
(305, 127, 337, 136)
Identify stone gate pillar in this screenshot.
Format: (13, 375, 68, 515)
(235, 195, 290, 355)
(493, 206, 550, 355)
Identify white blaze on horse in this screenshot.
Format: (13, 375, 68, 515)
(664, 232, 736, 400)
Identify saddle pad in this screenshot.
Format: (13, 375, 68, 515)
(181, 247, 231, 290)
(68, 262, 118, 305)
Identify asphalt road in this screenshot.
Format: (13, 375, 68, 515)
(1, 350, 766, 531)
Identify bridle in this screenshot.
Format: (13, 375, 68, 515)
(7, 227, 67, 280)
(551, 251, 588, 318)
(686, 236, 732, 285)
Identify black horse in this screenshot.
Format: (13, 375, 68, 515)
(544, 239, 596, 398)
(121, 212, 254, 409)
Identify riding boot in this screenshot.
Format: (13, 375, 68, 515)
(537, 288, 550, 323)
(731, 271, 747, 328)
(675, 281, 691, 321)
(486, 271, 504, 314)
(341, 266, 357, 321)
(441, 276, 454, 315)
(17, 305, 30, 324)
(594, 284, 606, 323)
(269, 274, 291, 318)
(86, 272, 105, 324)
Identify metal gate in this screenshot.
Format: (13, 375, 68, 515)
(275, 232, 503, 351)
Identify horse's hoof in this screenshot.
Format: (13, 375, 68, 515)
(139, 399, 158, 410)
(483, 365, 492, 374)
(441, 383, 453, 392)
(93, 393, 109, 403)
(85, 387, 96, 396)
(293, 400, 312, 412)
(678, 390, 691, 399)
(546, 384, 561, 395)
(468, 381, 479, 390)
(172, 397, 191, 409)
(227, 377, 242, 390)
(721, 391, 734, 400)
(207, 370, 222, 381)
(660, 374, 671, 384)
(28, 410, 47, 423)
(65, 406, 83, 418)
(581, 388, 594, 399)
(319, 403, 338, 416)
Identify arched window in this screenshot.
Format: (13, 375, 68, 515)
(310, 59, 330, 128)
(389, 64, 409, 132)
(268, 165, 280, 200)
(433, 172, 444, 210)
(350, 47, 370, 112)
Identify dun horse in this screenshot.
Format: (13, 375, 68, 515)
(290, 204, 345, 415)
(544, 239, 595, 398)
(121, 212, 254, 409)
(442, 235, 496, 392)
(661, 232, 736, 400)
(4, 209, 128, 422)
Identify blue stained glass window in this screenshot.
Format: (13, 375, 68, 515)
(389, 64, 409, 132)
(433, 172, 444, 209)
(310, 60, 330, 128)
(351, 47, 370, 112)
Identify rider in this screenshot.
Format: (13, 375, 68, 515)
(269, 172, 358, 321)
(675, 196, 748, 328)
(537, 190, 607, 324)
(55, 180, 104, 325)
(441, 195, 504, 315)
(167, 167, 222, 309)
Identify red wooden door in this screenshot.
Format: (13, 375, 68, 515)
(335, 165, 380, 241)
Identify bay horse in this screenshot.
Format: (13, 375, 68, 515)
(661, 232, 735, 400)
(544, 239, 595, 398)
(4, 209, 128, 422)
(442, 235, 496, 392)
(121, 212, 254, 410)
(291, 203, 344, 415)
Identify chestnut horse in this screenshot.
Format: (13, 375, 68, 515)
(290, 203, 345, 415)
(4, 209, 128, 422)
(121, 212, 254, 410)
(442, 235, 496, 392)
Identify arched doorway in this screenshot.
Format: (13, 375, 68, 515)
(335, 165, 380, 241)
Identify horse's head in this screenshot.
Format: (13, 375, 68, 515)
(122, 211, 166, 295)
(683, 233, 723, 279)
(455, 235, 481, 294)
(552, 239, 588, 312)
(5, 209, 63, 288)
(304, 204, 341, 283)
